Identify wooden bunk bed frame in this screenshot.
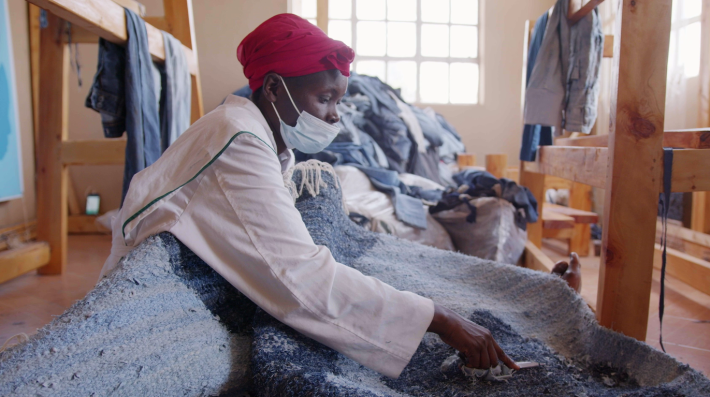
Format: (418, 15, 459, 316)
(520, 0, 710, 341)
(0, 0, 204, 284)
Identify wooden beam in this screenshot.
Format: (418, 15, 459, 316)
(670, 149, 710, 193)
(523, 240, 555, 273)
(457, 153, 476, 169)
(163, 0, 204, 122)
(26, 0, 198, 75)
(61, 139, 126, 165)
(0, 222, 37, 252)
(653, 244, 710, 296)
(0, 243, 51, 285)
(36, 11, 69, 275)
(542, 211, 575, 229)
(68, 215, 110, 234)
(143, 16, 168, 32)
(691, 191, 710, 234)
(519, 168, 545, 248)
(28, 4, 41, 148)
(544, 175, 574, 190)
(568, 0, 605, 26)
(543, 227, 574, 239)
(485, 154, 508, 179)
(555, 130, 710, 149)
(569, 182, 594, 256)
(111, 0, 145, 17)
(603, 35, 614, 58)
(523, 147, 608, 189)
(597, 0, 673, 341)
(544, 203, 598, 224)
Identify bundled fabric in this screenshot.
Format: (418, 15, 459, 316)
(430, 169, 539, 231)
(237, 13, 354, 90)
(336, 166, 454, 250)
(432, 197, 527, 264)
(85, 8, 161, 204)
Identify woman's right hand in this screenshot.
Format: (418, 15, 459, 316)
(427, 303, 520, 370)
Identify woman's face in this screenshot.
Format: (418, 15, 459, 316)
(268, 69, 348, 126)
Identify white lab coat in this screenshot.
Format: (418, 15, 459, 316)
(101, 95, 435, 378)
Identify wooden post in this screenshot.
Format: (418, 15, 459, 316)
(457, 153, 476, 169)
(163, 0, 204, 122)
(485, 154, 508, 179)
(316, 0, 328, 34)
(36, 12, 70, 275)
(597, 0, 672, 340)
(691, 192, 710, 234)
(569, 182, 592, 256)
(520, 167, 545, 248)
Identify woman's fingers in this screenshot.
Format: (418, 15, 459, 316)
(487, 342, 500, 368)
(478, 346, 491, 369)
(493, 339, 519, 370)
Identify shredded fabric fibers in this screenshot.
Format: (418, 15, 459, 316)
(1, 163, 709, 396)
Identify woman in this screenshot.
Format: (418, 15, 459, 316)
(101, 13, 518, 378)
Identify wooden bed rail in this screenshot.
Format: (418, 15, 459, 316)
(27, 0, 198, 76)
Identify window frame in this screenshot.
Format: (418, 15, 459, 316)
(316, 0, 482, 105)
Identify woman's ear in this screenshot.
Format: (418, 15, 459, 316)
(262, 73, 281, 103)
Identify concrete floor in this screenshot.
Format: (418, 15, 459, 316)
(0, 234, 708, 377)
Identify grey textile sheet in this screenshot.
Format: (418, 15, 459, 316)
(1, 166, 709, 396)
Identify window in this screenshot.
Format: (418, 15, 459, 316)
(299, 0, 480, 104)
(668, 0, 702, 78)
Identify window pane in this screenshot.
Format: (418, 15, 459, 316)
(421, 0, 449, 23)
(680, 21, 701, 77)
(421, 24, 449, 57)
(357, 21, 387, 56)
(451, 0, 477, 24)
(683, 0, 702, 19)
(329, 0, 352, 19)
(420, 61, 449, 103)
(329, 20, 352, 47)
(357, 60, 386, 81)
(357, 0, 386, 20)
(450, 62, 478, 104)
(387, 61, 417, 102)
(301, 0, 317, 19)
(387, 0, 416, 21)
(450, 25, 477, 58)
(307, 18, 317, 26)
(387, 22, 416, 57)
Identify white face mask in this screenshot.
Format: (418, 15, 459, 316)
(270, 76, 340, 154)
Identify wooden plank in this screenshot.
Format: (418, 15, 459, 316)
(523, 240, 555, 273)
(544, 203, 598, 224)
(143, 16, 168, 31)
(29, 4, 41, 148)
(36, 11, 69, 275)
(568, 0, 605, 26)
(0, 222, 37, 252)
(111, 0, 145, 16)
(61, 139, 126, 165)
(555, 130, 710, 149)
(603, 35, 614, 58)
(163, 0, 204, 122)
(569, 182, 594, 256)
(0, 243, 51, 285)
(523, 147, 608, 189)
(542, 210, 575, 229)
(670, 149, 710, 193)
(485, 154, 508, 179)
(597, 0, 673, 341)
(691, 191, 710, 234)
(68, 215, 110, 234)
(67, 176, 82, 215)
(653, 244, 710, 296)
(657, 218, 710, 250)
(26, 0, 198, 75)
(457, 153, 476, 169)
(519, 168, 545, 248)
(543, 227, 574, 239)
(544, 175, 574, 190)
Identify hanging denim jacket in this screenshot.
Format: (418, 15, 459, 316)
(524, 0, 604, 134)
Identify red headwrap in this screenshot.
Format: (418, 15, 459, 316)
(237, 13, 355, 91)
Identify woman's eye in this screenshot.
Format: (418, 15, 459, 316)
(319, 96, 330, 104)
